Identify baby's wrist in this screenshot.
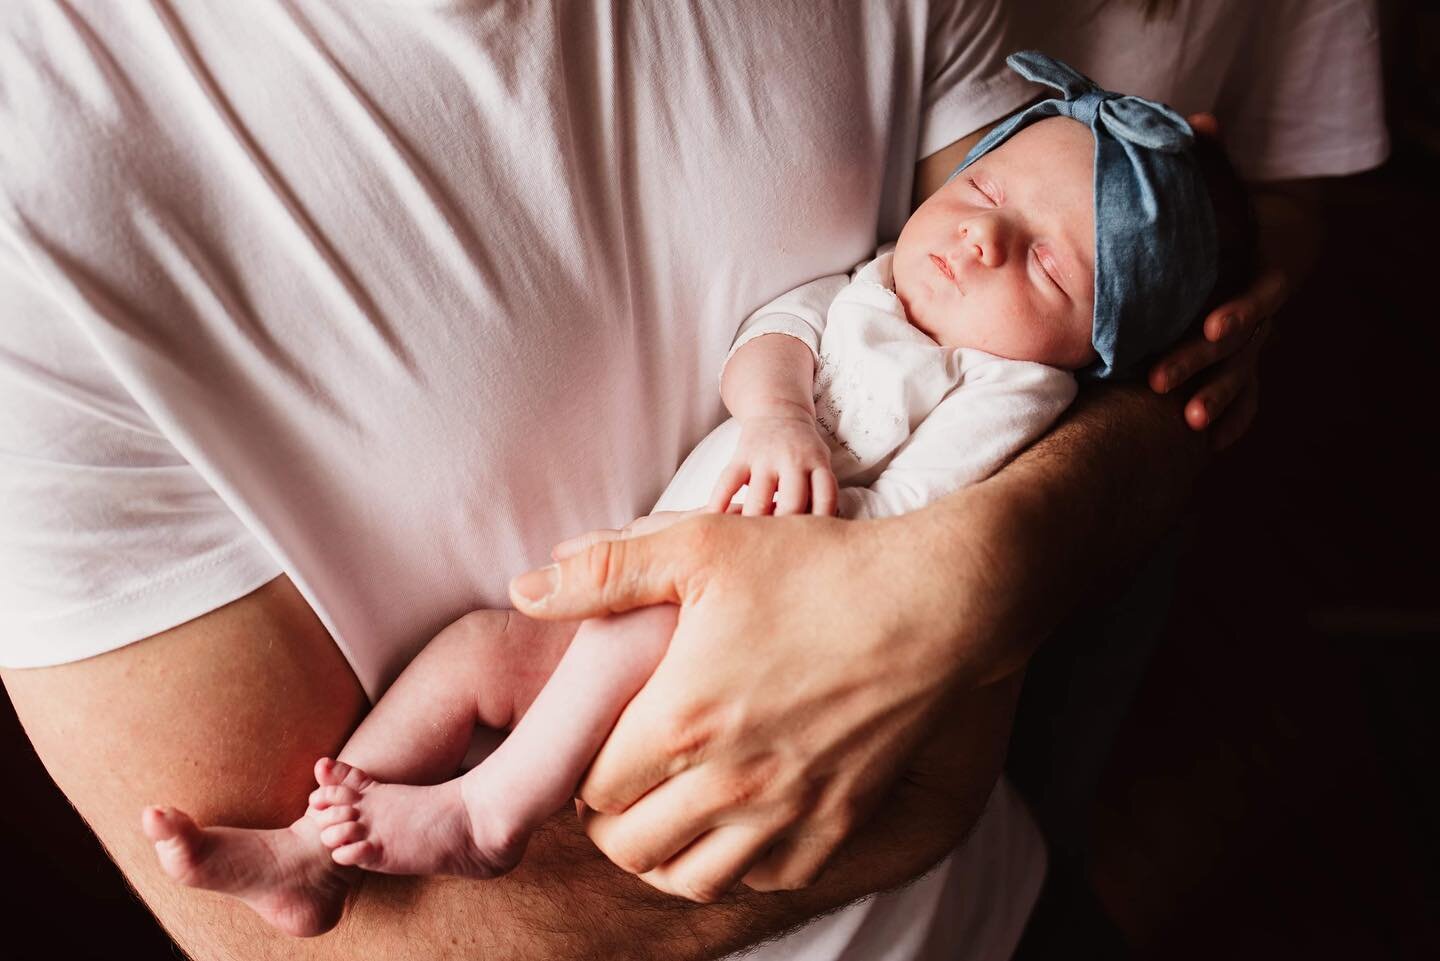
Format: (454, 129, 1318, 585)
(734, 397, 815, 424)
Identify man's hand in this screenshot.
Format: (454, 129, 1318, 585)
(509, 510, 994, 902)
(707, 413, 838, 516)
(3, 574, 1021, 960)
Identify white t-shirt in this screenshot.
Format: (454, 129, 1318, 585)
(656, 249, 1077, 518)
(1008, 0, 1389, 181)
(0, 3, 1044, 960)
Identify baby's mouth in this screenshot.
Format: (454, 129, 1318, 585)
(929, 254, 962, 293)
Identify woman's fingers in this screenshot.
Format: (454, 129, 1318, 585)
(1150, 332, 1243, 394)
(1150, 266, 1288, 394)
(1203, 267, 1288, 343)
(1184, 320, 1270, 429)
(1209, 378, 1260, 451)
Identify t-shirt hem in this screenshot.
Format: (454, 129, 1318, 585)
(1237, 134, 1392, 183)
(0, 538, 284, 669)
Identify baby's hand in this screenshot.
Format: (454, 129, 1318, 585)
(708, 413, 837, 516)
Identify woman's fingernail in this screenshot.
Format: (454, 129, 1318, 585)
(512, 564, 559, 604)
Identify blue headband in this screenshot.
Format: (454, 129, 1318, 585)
(951, 52, 1218, 380)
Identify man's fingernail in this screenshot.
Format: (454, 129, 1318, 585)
(512, 564, 559, 604)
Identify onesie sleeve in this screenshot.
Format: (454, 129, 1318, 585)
(719, 273, 850, 390)
(839, 356, 1077, 520)
(1218, 0, 1389, 181)
(917, 0, 1035, 158)
(0, 241, 281, 668)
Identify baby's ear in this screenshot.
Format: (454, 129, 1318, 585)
(1186, 112, 1221, 140)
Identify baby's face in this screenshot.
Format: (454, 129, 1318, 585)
(894, 117, 1097, 368)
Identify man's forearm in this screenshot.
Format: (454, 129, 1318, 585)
(243, 689, 1015, 961)
(923, 382, 1207, 684)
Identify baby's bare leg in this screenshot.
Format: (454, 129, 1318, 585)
(142, 610, 568, 937)
(333, 610, 572, 784)
(314, 605, 677, 878)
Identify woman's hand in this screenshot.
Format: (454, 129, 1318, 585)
(707, 413, 838, 516)
(1147, 265, 1284, 449)
(509, 511, 986, 902)
(1150, 113, 1318, 450)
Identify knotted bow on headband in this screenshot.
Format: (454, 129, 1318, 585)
(951, 51, 1219, 380)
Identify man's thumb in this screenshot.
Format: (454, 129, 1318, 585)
(508, 529, 685, 619)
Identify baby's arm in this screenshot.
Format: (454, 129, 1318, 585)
(708, 274, 848, 516)
(840, 358, 1077, 520)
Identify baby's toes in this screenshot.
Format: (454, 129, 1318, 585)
(320, 818, 368, 851)
(331, 839, 381, 868)
(308, 784, 360, 811)
(314, 758, 374, 793)
(307, 804, 357, 831)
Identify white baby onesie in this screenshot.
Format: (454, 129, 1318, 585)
(654, 247, 1079, 517)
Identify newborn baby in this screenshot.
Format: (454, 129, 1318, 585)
(142, 52, 1250, 936)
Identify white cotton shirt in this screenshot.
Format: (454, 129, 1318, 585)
(0, 3, 1044, 960)
(1008, 0, 1389, 182)
(656, 249, 1077, 518)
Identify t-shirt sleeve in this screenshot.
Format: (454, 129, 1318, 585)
(719, 273, 850, 391)
(0, 245, 281, 668)
(917, 0, 1035, 158)
(1219, 0, 1389, 182)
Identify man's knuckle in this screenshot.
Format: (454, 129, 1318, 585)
(775, 864, 822, 891)
(582, 788, 626, 816)
(679, 874, 726, 903)
(606, 841, 656, 875)
(659, 713, 717, 765)
(583, 539, 617, 590)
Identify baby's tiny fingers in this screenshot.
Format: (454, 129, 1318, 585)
(742, 470, 779, 516)
(811, 469, 839, 516)
(774, 470, 810, 516)
(707, 463, 750, 514)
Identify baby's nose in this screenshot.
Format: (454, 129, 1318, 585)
(960, 221, 1007, 268)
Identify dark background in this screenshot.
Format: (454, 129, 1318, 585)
(3, 4, 1436, 957)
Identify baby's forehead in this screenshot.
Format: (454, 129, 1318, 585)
(980, 115, 1093, 165)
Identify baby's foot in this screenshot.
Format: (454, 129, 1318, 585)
(141, 801, 358, 937)
(311, 758, 528, 879)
